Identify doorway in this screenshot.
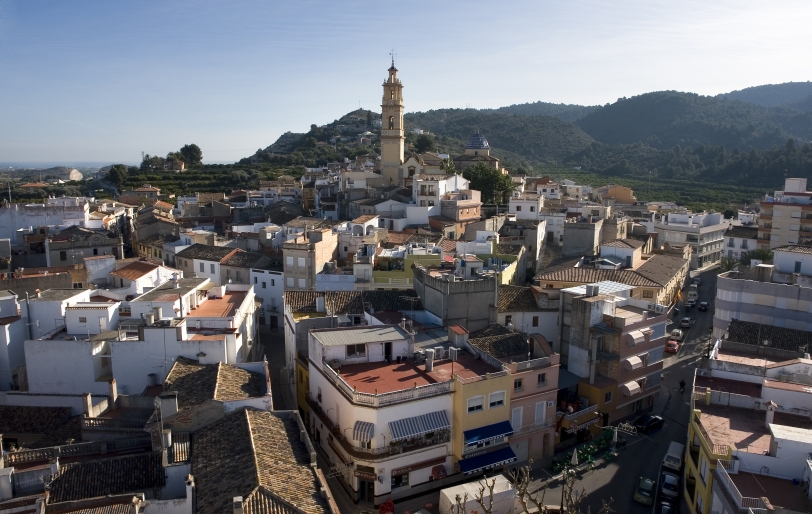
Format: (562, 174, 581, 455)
(384, 342, 392, 362)
(359, 480, 375, 502)
(270, 316, 278, 330)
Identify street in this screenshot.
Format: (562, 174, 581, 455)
(263, 269, 719, 513)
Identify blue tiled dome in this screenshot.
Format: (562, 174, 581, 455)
(465, 133, 490, 150)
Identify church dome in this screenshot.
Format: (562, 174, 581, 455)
(465, 133, 490, 150)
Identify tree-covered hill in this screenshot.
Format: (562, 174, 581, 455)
(575, 91, 812, 150)
(404, 109, 593, 163)
(479, 101, 599, 122)
(718, 81, 812, 107)
(786, 95, 812, 113)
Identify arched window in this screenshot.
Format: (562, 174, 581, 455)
(389, 116, 394, 130)
(390, 89, 394, 100)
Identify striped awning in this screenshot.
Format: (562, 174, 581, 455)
(628, 330, 645, 345)
(389, 410, 450, 442)
(620, 380, 642, 397)
(623, 356, 643, 371)
(352, 421, 375, 443)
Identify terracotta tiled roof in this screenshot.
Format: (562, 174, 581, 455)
(153, 201, 174, 211)
(727, 319, 812, 352)
(352, 214, 378, 223)
(43, 495, 142, 514)
(284, 290, 422, 314)
(285, 217, 344, 229)
(498, 285, 542, 312)
(176, 243, 238, 262)
(48, 452, 165, 503)
(495, 244, 523, 255)
(0, 405, 72, 435)
(727, 226, 759, 239)
(602, 238, 645, 249)
(428, 215, 457, 226)
(163, 356, 264, 409)
(137, 233, 180, 247)
(192, 409, 330, 514)
(634, 254, 689, 286)
(468, 324, 528, 360)
(439, 238, 457, 253)
(536, 266, 661, 287)
(109, 261, 161, 281)
(222, 251, 269, 268)
(773, 245, 812, 255)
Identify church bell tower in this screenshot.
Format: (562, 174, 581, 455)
(380, 59, 405, 184)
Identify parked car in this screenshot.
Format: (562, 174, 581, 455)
(634, 477, 656, 505)
(679, 317, 695, 328)
(693, 277, 703, 285)
(670, 329, 684, 341)
(658, 501, 678, 514)
(665, 340, 680, 354)
(659, 471, 680, 501)
(698, 301, 709, 312)
(633, 414, 664, 434)
(686, 298, 697, 308)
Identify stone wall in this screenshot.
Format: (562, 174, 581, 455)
(412, 265, 497, 332)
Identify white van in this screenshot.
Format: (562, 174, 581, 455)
(662, 441, 685, 472)
(670, 329, 684, 341)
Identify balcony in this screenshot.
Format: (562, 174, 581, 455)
(714, 466, 768, 512)
(693, 412, 730, 457)
(512, 420, 556, 437)
(322, 361, 453, 407)
(307, 395, 450, 461)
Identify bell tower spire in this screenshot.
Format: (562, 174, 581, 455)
(380, 57, 405, 185)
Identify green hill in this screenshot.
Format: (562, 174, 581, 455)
(479, 101, 598, 122)
(786, 95, 812, 113)
(718, 81, 812, 107)
(575, 91, 812, 150)
(404, 109, 593, 163)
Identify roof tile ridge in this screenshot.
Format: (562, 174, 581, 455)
(213, 362, 223, 401)
(244, 409, 264, 490)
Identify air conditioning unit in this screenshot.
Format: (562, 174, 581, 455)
(647, 304, 654, 310)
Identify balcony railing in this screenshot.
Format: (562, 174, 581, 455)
(307, 395, 450, 461)
(322, 361, 452, 406)
(4, 435, 151, 465)
(512, 420, 556, 437)
(694, 413, 730, 456)
(563, 405, 599, 420)
(715, 465, 768, 511)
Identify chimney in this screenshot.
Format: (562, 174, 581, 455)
(108, 379, 119, 410)
(148, 373, 158, 387)
(161, 428, 172, 449)
(185, 475, 195, 508)
(315, 296, 326, 313)
(425, 348, 435, 372)
(173, 272, 180, 289)
(765, 400, 778, 428)
(82, 393, 93, 417)
(448, 326, 469, 348)
(233, 497, 244, 514)
(49, 457, 59, 476)
(153, 306, 163, 321)
(145, 313, 155, 326)
(159, 391, 179, 418)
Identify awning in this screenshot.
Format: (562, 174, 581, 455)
(458, 447, 517, 475)
(565, 416, 601, 434)
(628, 330, 645, 345)
(463, 420, 514, 447)
(389, 410, 450, 442)
(623, 356, 643, 371)
(558, 368, 582, 390)
(620, 380, 641, 397)
(352, 420, 374, 443)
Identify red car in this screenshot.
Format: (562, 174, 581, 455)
(665, 340, 680, 354)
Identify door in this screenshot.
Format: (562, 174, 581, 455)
(535, 401, 546, 426)
(359, 480, 375, 502)
(99, 318, 107, 332)
(511, 407, 523, 430)
(270, 316, 278, 330)
(384, 342, 392, 362)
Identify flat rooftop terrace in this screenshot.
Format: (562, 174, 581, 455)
(729, 471, 812, 513)
(190, 291, 246, 318)
(335, 352, 500, 395)
(714, 349, 787, 368)
(695, 402, 812, 455)
(695, 375, 763, 397)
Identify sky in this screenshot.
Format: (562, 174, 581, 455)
(1, 0, 810, 165)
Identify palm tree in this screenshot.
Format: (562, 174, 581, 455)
(440, 158, 457, 175)
(718, 256, 739, 272)
(741, 247, 774, 266)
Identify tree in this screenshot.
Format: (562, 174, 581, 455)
(107, 164, 127, 187)
(179, 144, 203, 165)
(415, 133, 436, 154)
(741, 247, 774, 266)
(723, 209, 737, 219)
(463, 162, 516, 204)
(719, 256, 740, 272)
(440, 158, 457, 175)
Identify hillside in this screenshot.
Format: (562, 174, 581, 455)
(404, 109, 593, 163)
(575, 91, 812, 150)
(786, 95, 812, 113)
(718, 81, 812, 107)
(479, 101, 598, 122)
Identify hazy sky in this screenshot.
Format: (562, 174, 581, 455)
(1, 0, 810, 164)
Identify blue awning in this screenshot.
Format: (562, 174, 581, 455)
(389, 410, 450, 442)
(458, 447, 517, 475)
(352, 421, 374, 443)
(463, 420, 514, 446)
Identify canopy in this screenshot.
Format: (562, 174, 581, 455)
(628, 330, 645, 345)
(624, 356, 643, 371)
(389, 410, 450, 442)
(458, 447, 517, 475)
(463, 420, 514, 447)
(620, 380, 642, 397)
(352, 420, 374, 443)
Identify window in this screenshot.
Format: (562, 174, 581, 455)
(317, 387, 322, 403)
(642, 290, 653, 299)
(254, 277, 258, 284)
(236, 271, 242, 281)
(516, 206, 522, 212)
(346, 344, 366, 358)
(199, 262, 204, 272)
(428, 200, 434, 207)
(699, 456, 708, 484)
(286, 256, 293, 267)
(79, 317, 87, 323)
(226, 269, 231, 279)
(298, 278, 306, 289)
(286, 277, 294, 287)
(420, 200, 426, 207)
(210, 264, 215, 274)
(504, 315, 512, 326)
(489, 391, 506, 408)
(60, 251, 67, 261)
(604, 391, 612, 403)
(532, 316, 539, 327)
(535, 401, 546, 425)
(343, 246, 348, 252)
(93, 248, 98, 256)
(258, 316, 266, 325)
(297, 257, 305, 268)
(271, 279, 275, 286)
(511, 407, 522, 429)
(530, 206, 535, 212)
(514, 378, 523, 391)
(796, 261, 803, 273)
(537, 373, 546, 386)
(262, 282, 266, 289)
(467, 396, 484, 413)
